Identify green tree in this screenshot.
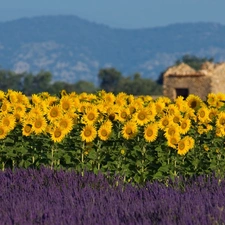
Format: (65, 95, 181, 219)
(73, 80, 97, 93)
(117, 73, 162, 95)
(0, 69, 23, 91)
(175, 54, 214, 70)
(22, 70, 52, 95)
(98, 68, 122, 93)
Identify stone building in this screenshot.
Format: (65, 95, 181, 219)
(163, 62, 225, 100)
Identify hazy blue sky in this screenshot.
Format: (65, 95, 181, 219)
(0, 0, 225, 28)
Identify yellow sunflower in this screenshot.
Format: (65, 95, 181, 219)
(15, 92, 30, 106)
(1, 99, 12, 114)
(216, 112, 225, 127)
(134, 108, 151, 126)
(167, 134, 181, 149)
(31, 116, 47, 135)
(207, 93, 217, 107)
(183, 136, 195, 150)
(98, 122, 112, 141)
(31, 94, 42, 106)
(1, 114, 16, 132)
(13, 103, 26, 115)
(128, 103, 138, 115)
(175, 96, 188, 112)
(56, 115, 74, 135)
(104, 92, 115, 104)
(186, 94, 202, 111)
(60, 95, 74, 112)
(177, 138, 190, 155)
(144, 122, 158, 142)
(46, 95, 59, 105)
(121, 121, 138, 140)
(166, 104, 180, 116)
(22, 124, 33, 136)
(82, 107, 99, 125)
(51, 127, 66, 143)
(0, 124, 8, 139)
(81, 125, 97, 142)
(116, 107, 130, 123)
(0, 90, 5, 101)
(164, 123, 180, 140)
(197, 106, 209, 123)
(146, 103, 157, 121)
(208, 108, 218, 121)
(179, 118, 191, 134)
(158, 115, 172, 130)
(172, 112, 182, 124)
(155, 101, 165, 114)
(47, 105, 62, 122)
(115, 92, 128, 106)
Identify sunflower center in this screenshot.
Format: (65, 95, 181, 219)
(220, 118, 225, 125)
(162, 119, 169, 126)
(138, 112, 146, 120)
(130, 107, 135, 114)
(15, 113, 20, 122)
(173, 116, 179, 123)
(84, 129, 92, 137)
(168, 129, 175, 136)
(190, 100, 197, 109)
(199, 111, 205, 118)
(62, 102, 70, 110)
(87, 113, 95, 121)
(121, 112, 127, 119)
(171, 138, 177, 145)
(35, 120, 42, 128)
(50, 109, 58, 118)
(126, 128, 132, 135)
(0, 128, 4, 135)
(179, 142, 185, 150)
(109, 113, 115, 121)
(181, 122, 187, 129)
(54, 130, 62, 138)
(101, 129, 108, 137)
(209, 112, 215, 120)
(146, 129, 153, 137)
(16, 106, 22, 112)
(25, 125, 32, 133)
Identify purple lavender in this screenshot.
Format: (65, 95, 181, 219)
(0, 168, 224, 225)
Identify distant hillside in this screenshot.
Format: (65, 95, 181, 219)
(0, 15, 225, 85)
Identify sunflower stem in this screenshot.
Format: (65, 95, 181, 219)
(81, 143, 85, 176)
(2, 161, 5, 171)
(51, 146, 54, 170)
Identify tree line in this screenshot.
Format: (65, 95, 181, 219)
(0, 68, 162, 96)
(0, 54, 212, 96)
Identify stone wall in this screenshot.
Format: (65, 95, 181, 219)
(163, 75, 211, 100)
(210, 65, 225, 93)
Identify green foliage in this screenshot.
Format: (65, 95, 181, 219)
(98, 69, 162, 95)
(175, 54, 214, 70)
(98, 68, 122, 92)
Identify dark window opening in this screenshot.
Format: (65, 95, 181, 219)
(175, 88, 189, 99)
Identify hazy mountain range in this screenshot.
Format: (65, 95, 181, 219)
(0, 15, 225, 85)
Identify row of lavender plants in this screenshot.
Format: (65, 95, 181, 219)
(0, 167, 225, 225)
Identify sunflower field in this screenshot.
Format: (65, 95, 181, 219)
(0, 89, 225, 183)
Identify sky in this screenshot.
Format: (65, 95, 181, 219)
(0, 0, 225, 29)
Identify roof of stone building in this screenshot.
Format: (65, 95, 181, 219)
(164, 63, 201, 77)
(164, 62, 225, 77)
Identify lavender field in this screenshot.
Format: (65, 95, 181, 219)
(0, 167, 224, 225)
